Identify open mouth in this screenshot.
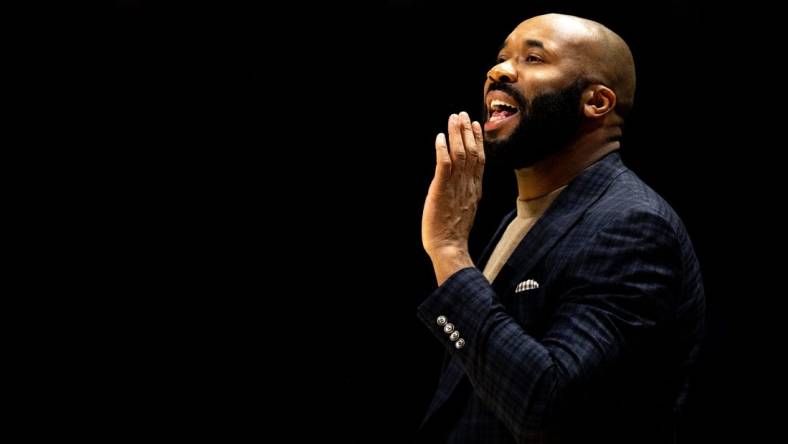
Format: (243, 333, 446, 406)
(485, 90, 520, 131)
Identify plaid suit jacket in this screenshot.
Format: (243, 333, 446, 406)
(417, 152, 705, 443)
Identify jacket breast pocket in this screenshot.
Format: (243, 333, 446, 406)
(504, 286, 550, 336)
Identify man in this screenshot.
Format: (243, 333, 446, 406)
(418, 13, 704, 443)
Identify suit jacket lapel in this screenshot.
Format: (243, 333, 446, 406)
(498, 152, 627, 288)
(421, 152, 627, 427)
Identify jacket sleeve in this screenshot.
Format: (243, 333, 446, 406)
(416, 209, 679, 440)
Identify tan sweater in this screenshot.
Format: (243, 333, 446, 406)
(482, 185, 567, 283)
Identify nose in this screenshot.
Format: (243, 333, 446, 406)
(487, 60, 517, 83)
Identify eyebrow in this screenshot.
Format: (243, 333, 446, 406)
(499, 38, 546, 52)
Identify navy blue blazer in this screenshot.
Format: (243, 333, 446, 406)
(417, 152, 705, 443)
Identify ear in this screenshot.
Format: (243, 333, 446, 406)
(582, 85, 617, 119)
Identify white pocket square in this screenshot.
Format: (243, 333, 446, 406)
(515, 279, 539, 293)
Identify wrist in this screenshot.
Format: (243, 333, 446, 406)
(427, 244, 469, 261)
(429, 246, 474, 286)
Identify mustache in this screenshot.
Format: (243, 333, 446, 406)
(487, 82, 527, 109)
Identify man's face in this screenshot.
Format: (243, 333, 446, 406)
(482, 18, 589, 169)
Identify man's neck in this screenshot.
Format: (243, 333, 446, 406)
(515, 136, 620, 201)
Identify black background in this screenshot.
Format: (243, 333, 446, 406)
(102, 0, 778, 442)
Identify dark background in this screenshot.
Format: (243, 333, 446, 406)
(103, 0, 777, 442)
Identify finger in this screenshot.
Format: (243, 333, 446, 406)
(434, 132, 451, 181)
(459, 112, 478, 169)
(447, 114, 466, 171)
(472, 121, 486, 177)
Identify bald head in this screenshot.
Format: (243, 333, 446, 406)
(512, 14, 636, 117)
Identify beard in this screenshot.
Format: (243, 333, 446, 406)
(484, 78, 588, 170)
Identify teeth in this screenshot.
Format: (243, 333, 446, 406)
(490, 99, 517, 111)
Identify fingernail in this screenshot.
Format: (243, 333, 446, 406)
(459, 111, 469, 121)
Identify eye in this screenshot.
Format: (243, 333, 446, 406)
(525, 55, 543, 63)
(496, 55, 508, 64)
